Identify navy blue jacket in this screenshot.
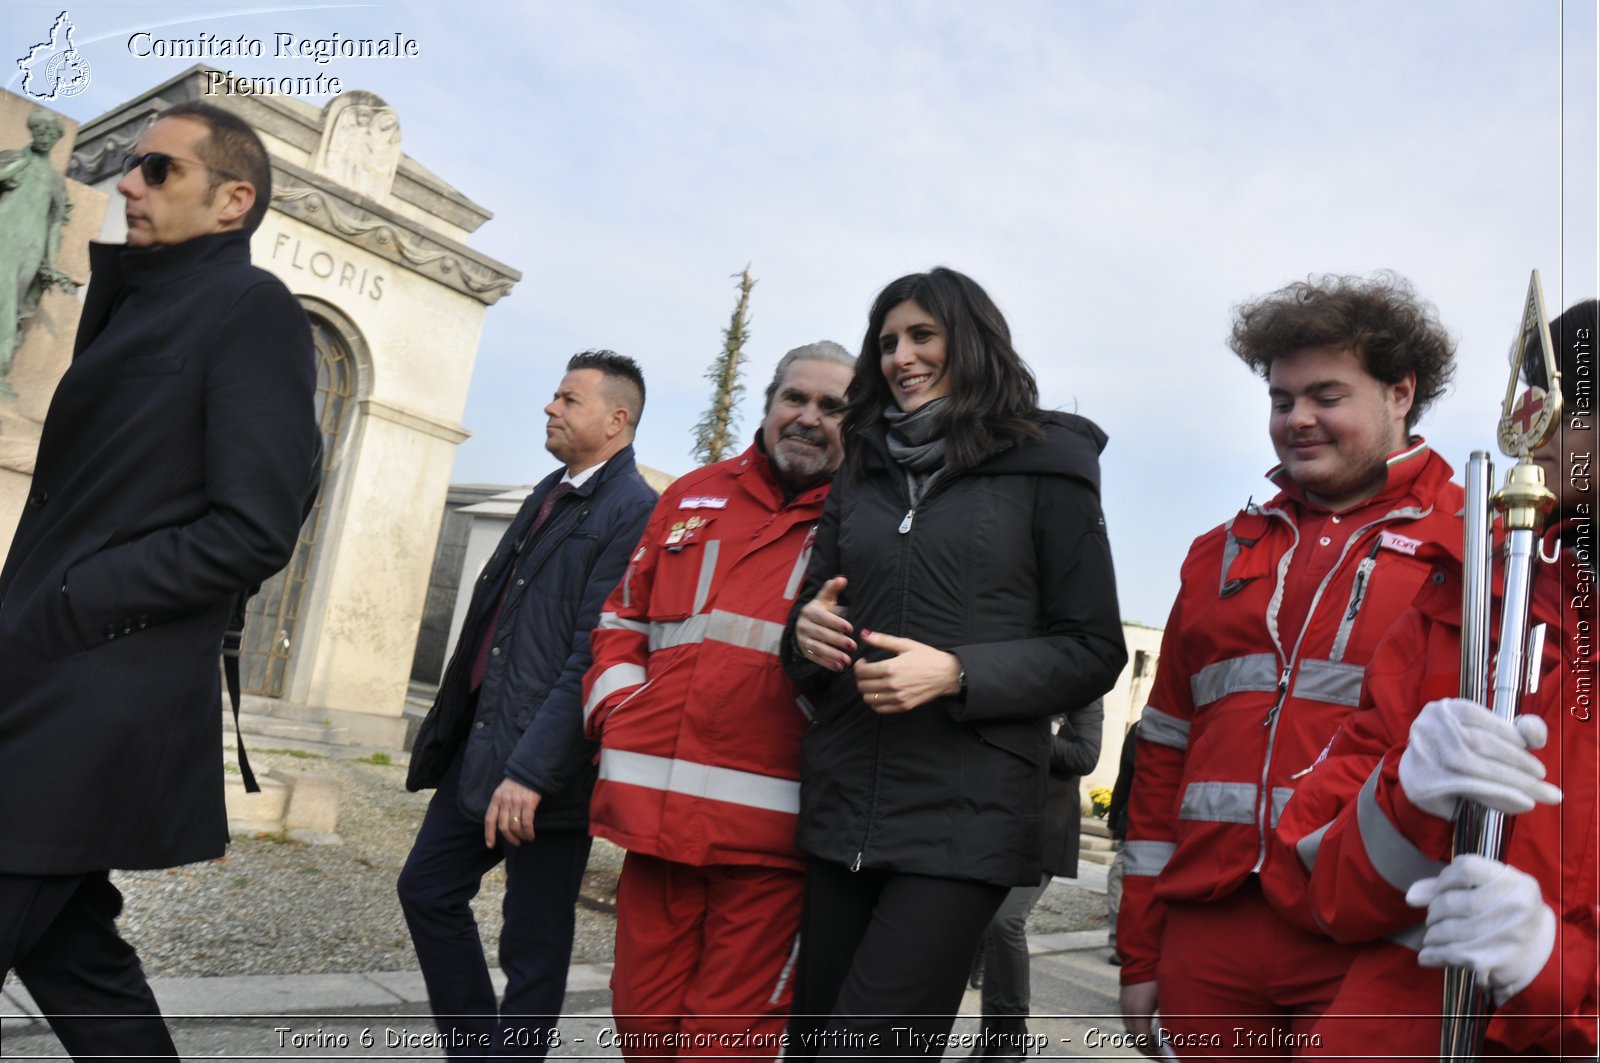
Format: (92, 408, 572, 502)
(406, 449, 656, 829)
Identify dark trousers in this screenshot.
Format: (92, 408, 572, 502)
(789, 858, 1008, 1059)
(397, 755, 592, 1061)
(0, 870, 178, 1061)
(978, 873, 1052, 1019)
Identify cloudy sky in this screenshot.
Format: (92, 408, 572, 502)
(8, 0, 1597, 625)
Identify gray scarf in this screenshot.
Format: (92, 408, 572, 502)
(883, 399, 950, 507)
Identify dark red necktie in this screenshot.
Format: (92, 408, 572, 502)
(469, 481, 575, 691)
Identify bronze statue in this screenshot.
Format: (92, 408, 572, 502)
(0, 109, 77, 398)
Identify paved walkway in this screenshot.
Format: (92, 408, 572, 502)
(2, 929, 1137, 1060)
(3, 865, 1121, 1060)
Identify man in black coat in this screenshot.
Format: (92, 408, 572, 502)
(0, 102, 320, 1057)
(400, 350, 656, 1059)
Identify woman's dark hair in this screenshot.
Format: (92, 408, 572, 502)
(842, 267, 1041, 475)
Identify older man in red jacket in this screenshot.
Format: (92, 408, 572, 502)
(583, 341, 854, 1059)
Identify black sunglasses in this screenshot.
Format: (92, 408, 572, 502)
(121, 151, 245, 187)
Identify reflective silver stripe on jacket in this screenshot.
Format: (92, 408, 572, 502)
(1190, 653, 1279, 707)
(1188, 654, 1364, 710)
(1139, 705, 1190, 751)
(622, 546, 645, 608)
(648, 609, 785, 657)
(1217, 516, 1242, 594)
(1295, 819, 1334, 871)
(598, 748, 800, 814)
(1270, 786, 1295, 828)
(1327, 554, 1377, 662)
(1355, 763, 1444, 892)
(784, 532, 815, 601)
(582, 663, 647, 724)
(597, 611, 649, 636)
(691, 540, 721, 615)
(769, 935, 801, 1005)
(1179, 781, 1257, 824)
(1385, 922, 1427, 952)
(1123, 840, 1176, 877)
(1294, 659, 1366, 707)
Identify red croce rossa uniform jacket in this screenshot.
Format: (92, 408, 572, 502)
(1118, 442, 1463, 986)
(1265, 531, 1599, 1059)
(582, 441, 827, 870)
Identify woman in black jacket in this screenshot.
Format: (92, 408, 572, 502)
(782, 267, 1125, 1054)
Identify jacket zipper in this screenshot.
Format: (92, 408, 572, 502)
(1327, 541, 1381, 664)
(1250, 504, 1432, 871)
(854, 469, 949, 868)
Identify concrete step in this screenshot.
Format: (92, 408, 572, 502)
(221, 756, 343, 843)
(221, 727, 412, 767)
(1078, 849, 1117, 867)
(1081, 816, 1112, 838)
(234, 710, 350, 746)
(1080, 834, 1114, 852)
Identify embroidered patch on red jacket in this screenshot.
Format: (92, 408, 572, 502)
(1379, 531, 1423, 555)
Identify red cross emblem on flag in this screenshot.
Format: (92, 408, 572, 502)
(1510, 389, 1544, 434)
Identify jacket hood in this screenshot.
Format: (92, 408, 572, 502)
(978, 411, 1107, 489)
(860, 409, 1107, 494)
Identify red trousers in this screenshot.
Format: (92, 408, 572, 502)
(610, 852, 802, 1061)
(1156, 879, 1364, 1060)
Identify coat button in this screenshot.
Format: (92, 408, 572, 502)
(29, 490, 47, 506)
(490, 647, 501, 656)
(516, 579, 526, 586)
(104, 625, 117, 640)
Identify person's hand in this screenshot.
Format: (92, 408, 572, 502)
(795, 575, 854, 671)
(852, 630, 961, 714)
(1119, 981, 1160, 1059)
(484, 777, 541, 848)
(1398, 698, 1562, 819)
(1406, 854, 1556, 1005)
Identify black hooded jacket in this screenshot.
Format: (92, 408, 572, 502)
(781, 411, 1126, 886)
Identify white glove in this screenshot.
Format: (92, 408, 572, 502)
(1397, 697, 1562, 818)
(1406, 854, 1557, 1005)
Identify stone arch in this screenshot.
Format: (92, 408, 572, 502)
(239, 300, 368, 697)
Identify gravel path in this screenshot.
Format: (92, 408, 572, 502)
(112, 748, 1106, 978)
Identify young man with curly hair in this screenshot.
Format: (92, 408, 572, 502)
(1117, 273, 1463, 1058)
(1265, 299, 1597, 1060)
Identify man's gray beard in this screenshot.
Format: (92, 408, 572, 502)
(773, 439, 829, 483)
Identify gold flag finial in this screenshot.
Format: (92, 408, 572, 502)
(1497, 269, 1561, 458)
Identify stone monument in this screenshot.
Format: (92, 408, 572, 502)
(0, 110, 76, 398)
(63, 67, 519, 747)
(0, 92, 106, 546)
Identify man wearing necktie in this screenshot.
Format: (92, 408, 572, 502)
(402, 350, 657, 1059)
